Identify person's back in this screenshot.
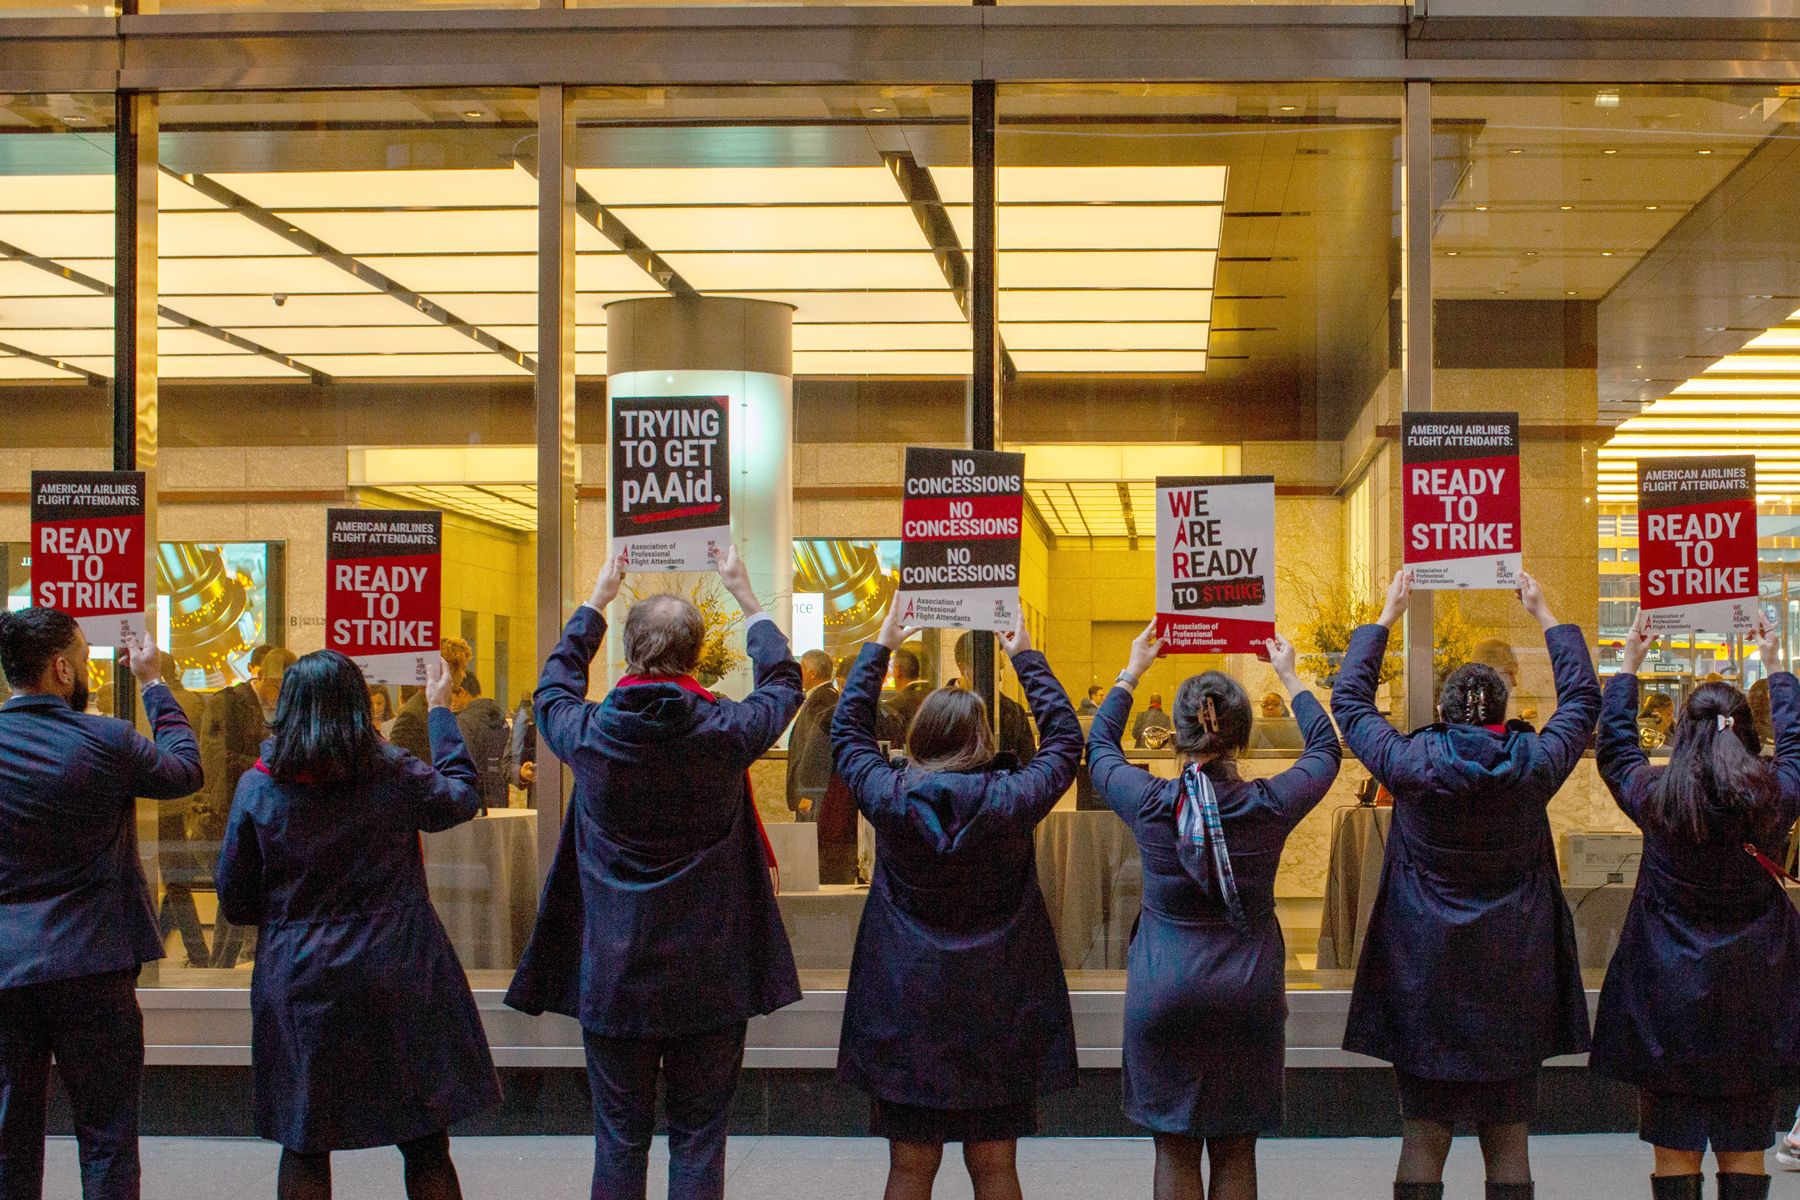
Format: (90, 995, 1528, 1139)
(1329, 569, 1600, 1200)
(505, 548, 802, 1200)
(214, 648, 496, 1198)
(832, 605, 1080, 1200)
(1593, 618, 1800, 1195)
(0, 610, 202, 1200)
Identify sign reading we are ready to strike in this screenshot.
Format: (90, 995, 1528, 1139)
(1154, 475, 1276, 657)
(326, 509, 442, 685)
(1638, 455, 1760, 635)
(30, 470, 149, 647)
(1402, 411, 1522, 590)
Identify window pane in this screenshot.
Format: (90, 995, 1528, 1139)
(150, 88, 539, 988)
(1431, 82, 1800, 982)
(570, 85, 972, 985)
(998, 82, 1405, 990)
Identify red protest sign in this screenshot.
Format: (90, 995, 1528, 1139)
(326, 509, 442, 684)
(30, 471, 148, 647)
(1402, 412, 1522, 590)
(1638, 456, 1758, 634)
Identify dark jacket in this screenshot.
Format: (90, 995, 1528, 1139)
(886, 679, 933, 734)
(1331, 622, 1600, 1081)
(1592, 670, 1800, 1096)
(786, 682, 839, 817)
(456, 696, 510, 809)
(1089, 684, 1340, 1135)
(196, 680, 263, 845)
(216, 708, 499, 1151)
(0, 683, 202, 990)
(832, 643, 1081, 1109)
(388, 690, 431, 763)
(505, 701, 535, 798)
(505, 607, 805, 1036)
(1132, 705, 1174, 749)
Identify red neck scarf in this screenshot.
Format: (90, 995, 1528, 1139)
(612, 673, 780, 887)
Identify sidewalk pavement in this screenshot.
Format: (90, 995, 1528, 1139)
(39, 1133, 1798, 1199)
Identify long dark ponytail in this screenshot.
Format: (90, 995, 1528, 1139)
(1647, 681, 1779, 843)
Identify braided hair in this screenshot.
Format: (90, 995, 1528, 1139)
(1172, 671, 1252, 768)
(1438, 662, 1509, 726)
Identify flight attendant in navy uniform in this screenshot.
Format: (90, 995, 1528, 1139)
(1331, 570, 1600, 1200)
(505, 547, 804, 1200)
(0, 611, 202, 1200)
(215, 649, 499, 1200)
(1593, 613, 1800, 1200)
(1088, 623, 1342, 1199)
(831, 600, 1082, 1200)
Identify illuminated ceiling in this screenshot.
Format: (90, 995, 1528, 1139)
(1599, 306, 1800, 504)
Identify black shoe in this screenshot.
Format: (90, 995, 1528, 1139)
(1716, 1174, 1770, 1200)
(1486, 1185, 1533, 1200)
(1395, 1186, 1445, 1200)
(1649, 1175, 1702, 1200)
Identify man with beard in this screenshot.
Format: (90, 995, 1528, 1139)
(0, 608, 202, 1200)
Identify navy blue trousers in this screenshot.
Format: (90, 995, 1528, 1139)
(0, 970, 142, 1200)
(582, 1022, 747, 1200)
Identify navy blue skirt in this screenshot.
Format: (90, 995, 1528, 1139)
(870, 1099, 1037, 1145)
(1639, 1089, 1780, 1153)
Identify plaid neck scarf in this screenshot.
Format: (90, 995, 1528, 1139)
(1177, 762, 1246, 932)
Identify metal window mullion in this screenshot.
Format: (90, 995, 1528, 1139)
(534, 84, 577, 886)
(969, 80, 999, 721)
(1402, 79, 1436, 731)
(114, 91, 157, 722)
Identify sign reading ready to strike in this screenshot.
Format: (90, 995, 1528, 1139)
(326, 509, 442, 685)
(30, 470, 148, 646)
(1402, 411, 1522, 590)
(1154, 476, 1276, 656)
(1637, 455, 1759, 635)
(611, 395, 730, 571)
(893, 447, 1025, 631)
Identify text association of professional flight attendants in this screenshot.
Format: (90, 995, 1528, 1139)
(2, 557, 1799, 1200)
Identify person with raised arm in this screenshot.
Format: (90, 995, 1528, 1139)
(1331, 569, 1600, 1200)
(1592, 613, 1800, 1200)
(0, 612, 202, 1200)
(215, 650, 497, 1200)
(831, 603, 1081, 1200)
(505, 546, 803, 1200)
(1088, 623, 1341, 1200)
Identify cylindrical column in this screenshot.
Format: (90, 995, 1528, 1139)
(605, 296, 795, 695)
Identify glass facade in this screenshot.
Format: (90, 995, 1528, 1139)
(4, 10, 1800, 1041)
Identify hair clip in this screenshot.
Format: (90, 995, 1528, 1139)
(1717, 715, 1735, 731)
(1201, 695, 1220, 734)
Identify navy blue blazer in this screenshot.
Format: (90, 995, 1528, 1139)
(1088, 684, 1340, 1135)
(1592, 671, 1800, 1096)
(1331, 622, 1599, 1081)
(215, 708, 498, 1152)
(505, 607, 805, 1037)
(0, 683, 202, 991)
(832, 643, 1081, 1109)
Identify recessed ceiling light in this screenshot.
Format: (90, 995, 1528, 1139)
(1603, 148, 1619, 155)
(1594, 90, 1622, 108)
(870, 106, 889, 113)
(1524, 251, 1538, 257)
(1566, 290, 1578, 296)
(1278, 105, 1298, 112)
(1698, 148, 1714, 155)
(1446, 250, 1460, 256)
(65, 115, 87, 124)
(1475, 205, 1489, 211)
(1560, 204, 1574, 211)
(1704, 325, 1726, 332)
(1508, 148, 1524, 155)
(1645, 204, 1659, 211)
(1602, 251, 1615, 256)
(463, 110, 483, 119)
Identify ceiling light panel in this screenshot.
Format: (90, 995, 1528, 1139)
(1000, 251, 1219, 289)
(1, 175, 114, 212)
(284, 209, 537, 256)
(61, 353, 304, 379)
(294, 354, 532, 377)
(619, 206, 932, 253)
(792, 323, 972, 352)
(947, 205, 1222, 251)
(1012, 350, 1209, 373)
(238, 325, 513, 356)
(791, 350, 970, 376)
(0, 261, 105, 298)
(578, 167, 905, 206)
(658, 251, 951, 292)
(158, 256, 384, 296)
(158, 212, 313, 258)
(933, 166, 1228, 204)
(169, 293, 445, 329)
(0, 356, 76, 381)
(1000, 289, 1214, 323)
(0, 296, 112, 328)
(1001, 322, 1209, 352)
(357, 254, 536, 293)
(731, 291, 966, 325)
(209, 168, 536, 210)
(0, 213, 112, 259)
